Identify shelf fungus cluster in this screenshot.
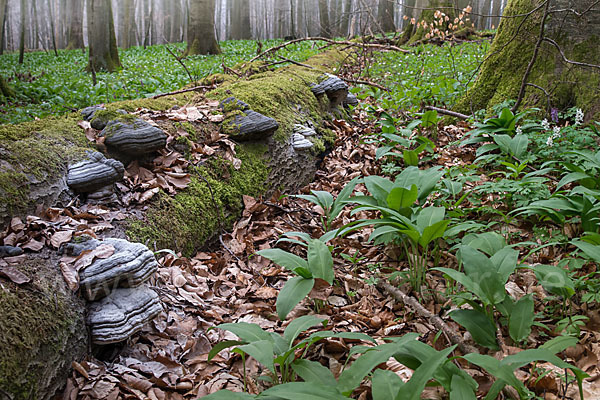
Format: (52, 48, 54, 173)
(220, 97, 279, 141)
(67, 151, 124, 202)
(64, 238, 161, 344)
(310, 73, 349, 109)
(291, 124, 316, 150)
(101, 119, 168, 159)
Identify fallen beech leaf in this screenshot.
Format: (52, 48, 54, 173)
(10, 217, 25, 232)
(21, 239, 44, 252)
(71, 360, 89, 379)
(139, 187, 160, 203)
(51, 230, 74, 249)
(254, 286, 278, 299)
(171, 267, 188, 288)
(60, 262, 79, 291)
(0, 267, 31, 284)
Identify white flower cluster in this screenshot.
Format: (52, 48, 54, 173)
(541, 119, 551, 130)
(546, 136, 554, 147)
(575, 108, 584, 126)
(515, 125, 523, 135)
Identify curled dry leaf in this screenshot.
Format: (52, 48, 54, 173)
(0, 266, 31, 284)
(50, 230, 74, 249)
(60, 262, 79, 291)
(21, 239, 44, 252)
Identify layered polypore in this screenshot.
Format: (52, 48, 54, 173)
(67, 151, 124, 194)
(69, 238, 158, 301)
(101, 119, 167, 157)
(310, 74, 349, 108)
(87, 286, 162, 344)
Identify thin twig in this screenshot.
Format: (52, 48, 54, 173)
(425, 105, 470, 120)
(377, 281, 479, 354)
(151, 85, 215, 99)
(276, 56, 314, 69)
(164, 44, 196, 85)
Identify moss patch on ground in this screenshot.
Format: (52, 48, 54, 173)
(127, 142, 269, 256)
(0, 259, 86, 399)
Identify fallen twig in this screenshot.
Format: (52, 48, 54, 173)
(377, 280, 479, 355)
(248, 36, 409, 64)
(424, 105, 470, 120)
(151, 85, 215, 99)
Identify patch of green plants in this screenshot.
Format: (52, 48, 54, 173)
(0, 39, 322, 124)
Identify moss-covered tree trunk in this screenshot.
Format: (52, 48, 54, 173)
(457, 0, 600, 119)
(0, 75, 13, 102)
(398, 0, 455, 45)
(185, 0, 221, 55)
(87, 0, 121, 72)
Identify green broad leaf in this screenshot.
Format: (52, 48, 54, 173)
(337, 336, 416, 396)
(450, 374, 477, 400)
(398, 345, 456, 400)
(372, 369, 404, 400)
(490, 247, 519, 283)
(291, 359, 337, 386)
(458, 246, 506, 306)
(375, 145, 394, 160)
(557, 172, 592, 190)
(276, 276, 315, 320)
(293, 266, 313, 279)
(475, 143, 499, 157)
(403, 149, 419, 166)
(433, 267, 481, 300)
(213, 322, 272, 343)
(442, 179, 463, 197)
(540, 335, 578, 353)
(307, 239, 334, 284)
(283, 315, 327, 346)
(386, 185, 418, 211)
(572, 240, 600, 263)
(236, 340, 275, 374)
(533, 264, 575, 298)
(208, 340, 244, 361)
(415, 207, 446, 232)
(200, 389, 256, 399)
(508, 294, 534, 343)
(369, 225, 402, 244)
(462, 353, 526, 396)
(311, 190, 334, 213)
(421, 110, 438, 128)
(450, 309, 499, 350)
(256, 248, 309, 272)
(259, 382, 347, 400)
(330, 176, 360, 218)
(364, 175, 395, 206)
(419, 220, 450, 247)
(509, 134, 529, 158)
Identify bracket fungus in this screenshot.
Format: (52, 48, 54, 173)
(101, 119, 167, 158)
(310, 74, 349, 109)
(87, 286, 162, 344)
(67, 151, 124, 194)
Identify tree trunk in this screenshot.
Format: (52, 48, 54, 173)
(340, 0, 350, 37)
(318, 0, 331, 38)
(0, 75, 14, 102)
(119, 0, 136, 48)
(47, 0, 58, 55)
(66, 0, 84, 49)
(377, 0, 395, 33)
(185, 0, 220, 55)
(169, 0, 182, 42)
(0, 0, 7, 54)
(399, 0, 454, 45)
(457, 0, 600, 120)
(18, 0, 26, 63)
(87, 0, 121, 72)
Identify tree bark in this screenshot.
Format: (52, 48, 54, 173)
(0, 0, 7, 54)
(87, 0, 122, 72)
(119, 0, 136, 48)
(185, 0, 221, 55)
(457, 0, 600, 120)
(378, 0, 395, 33)
(18, 0, 26, 63)
(169, 0, 182, 42)
(340, 0, 350, 37)
(66, 0, 84, 49)
(318, 0, 331, 38)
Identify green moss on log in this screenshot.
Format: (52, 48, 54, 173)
(126, 142, 269, 256)
(0, 259, 86, 399)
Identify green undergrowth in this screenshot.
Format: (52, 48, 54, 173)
(0, 39, 324, 125)
(127, 142, 269, 256)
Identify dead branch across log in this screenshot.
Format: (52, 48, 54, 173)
(424, 105, 470, 120)
(151, 85, 215, 99)
(249, 36, 410, 64)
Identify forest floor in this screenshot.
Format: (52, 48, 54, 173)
(3, 38, 600, 400)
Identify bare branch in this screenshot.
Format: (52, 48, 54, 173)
(542, 37, 600, 70)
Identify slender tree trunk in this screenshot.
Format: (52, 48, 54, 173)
(378, 0, 395, 32)
(169, 0, 182, 42)
(340, 0, 350, 37)
(144, 0, 151, 47)
(47, 0, 58, 55)
(18, 0, 26, 63)
(87, 0, 121, 72)
(66, 0, 84, 49)
(185, 0, 220, 55)
(58, 0, 67, 47)
(318, 0, 330, 38)
(119, 0, 135, 48)
(239, 0, 251, 39)
(0, 0, 7, 55)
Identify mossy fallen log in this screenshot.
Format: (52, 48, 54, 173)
(0, 49, 351, 398)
